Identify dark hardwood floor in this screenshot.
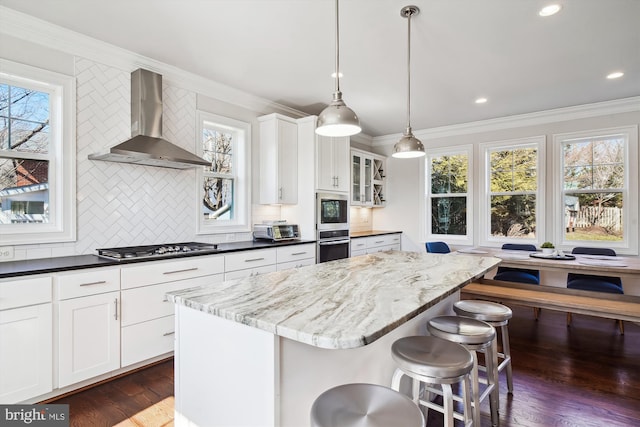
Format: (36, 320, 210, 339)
(51, 306, 640, 427)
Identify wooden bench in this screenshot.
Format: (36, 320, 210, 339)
(461, 281, 640, 334)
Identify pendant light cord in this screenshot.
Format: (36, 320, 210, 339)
(406, 9, 412, 131)
(335, 0, 341, 93)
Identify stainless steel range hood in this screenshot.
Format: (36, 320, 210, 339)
(89, 68, 210, 169)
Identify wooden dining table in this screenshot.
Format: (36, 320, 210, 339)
(456, 247, 640, 280)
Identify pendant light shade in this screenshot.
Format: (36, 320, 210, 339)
(316, 0, 361, 137)
(392, 5, 425, 158)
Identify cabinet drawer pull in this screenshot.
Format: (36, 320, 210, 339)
(245, 257, 265, 262)
(79, 280, 107, 287)
(375, 240, 384, 244)
(291, 252, 307, 256)
(163, 267, 199, 275)
(163, 332, 175, 336)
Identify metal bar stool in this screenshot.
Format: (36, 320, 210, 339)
(427, 316, 499, 427)
(390, 335, 474, 427)
(311, 383, 425, 427)
(454, 299, 514, 394)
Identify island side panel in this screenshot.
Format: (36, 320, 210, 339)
(278, 293, 457, 427)
(174, 305, 279, 427)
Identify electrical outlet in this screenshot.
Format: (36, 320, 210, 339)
(226, 233, 236, 242)
(0, 246, 15, 260)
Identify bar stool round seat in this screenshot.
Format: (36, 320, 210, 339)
(454, 300, 512, 323)
(427, 315, 499, 427)
(310, 383, 425, 427)
(454, 300, 514, 394)
(391, 336, 474, 427)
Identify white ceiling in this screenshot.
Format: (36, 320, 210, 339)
(1, 0, 639, 137)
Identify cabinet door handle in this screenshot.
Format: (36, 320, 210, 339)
(163, 267, 198, 275)
(335, 176, 339, 187)
(163, 331, 175, 336)
(245, 257, 265, 262)
(80, 280, 107, 287)
(279, 187, 283, 200)
(114, 298, 118, 321)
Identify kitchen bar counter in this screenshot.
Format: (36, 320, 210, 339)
(0, 239, 315, 279)
(168, 250, 499, 349)
(168, 251, 500, 426)
(350, 229, 401, 238)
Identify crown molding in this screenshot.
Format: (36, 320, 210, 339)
(372, 96, 640, 147)
(0, 6, 306, 119)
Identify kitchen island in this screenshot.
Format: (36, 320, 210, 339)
(167, 250, 500, 427)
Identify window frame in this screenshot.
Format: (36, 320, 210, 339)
(424, 144, 474, 246)
(0, 59, 76, 245)
(552, 125, 638, 254)
(478, 136, 546, 248)
(195, 111, 251, 235)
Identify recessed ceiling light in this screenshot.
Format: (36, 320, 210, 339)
(539, 4, 562, 16)
(331, 72, 343, 78)
(607, 71, 624, 79)
(475, 97, 488, 104)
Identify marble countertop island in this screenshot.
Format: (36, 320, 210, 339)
(167, 250, 501, 349)
(170, 250, 501, 427)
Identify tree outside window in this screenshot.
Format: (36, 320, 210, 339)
(202, 127, 234, 221)
(429, 153, 468, 235)
(196, 111, 250, 234)
(489, 146, 538, 238)
(562, 136, 624, 242)
(0, 83, 51, 224)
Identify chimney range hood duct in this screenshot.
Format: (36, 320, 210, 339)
(89, 68, 210, 169)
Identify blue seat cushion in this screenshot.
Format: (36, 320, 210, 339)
(567, 276, 623, 294)
(425, 242, 451, 254)
(494, 267, 540, 285)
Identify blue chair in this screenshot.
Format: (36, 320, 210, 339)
(493, 244, 540, 285)
(567, 247, 624, 333)
(494, 243, 541, 319)
(426, 241, 451, 254)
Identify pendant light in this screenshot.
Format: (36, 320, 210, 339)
(315, 0, 361, 137)
(392, 5, 425, 158)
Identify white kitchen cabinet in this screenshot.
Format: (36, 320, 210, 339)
(350, 233, 401, 257)
(351, 149, 386, 207)
(259, 113, 298, 204)
(56, 268, 121, 388)
(350, 239, 367, 257)
(366, 233, 401, 253)
(316, 135, 350, 193)
(57, 291, 120, 388)
(120, 256, 224, 367)
(224, 249, 277, 280)
(0, 276, 52, 403)
(276, 243, 316, 270)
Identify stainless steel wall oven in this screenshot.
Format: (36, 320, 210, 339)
(317, 229, 350, 263)
(316, 193, 350, 263)
(316, 192, 349, 231)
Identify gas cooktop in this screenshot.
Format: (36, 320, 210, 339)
(96, 242, 219, 261)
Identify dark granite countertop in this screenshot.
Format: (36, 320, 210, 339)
(350, 230, 402, 238)
(0, 239, 316, 279)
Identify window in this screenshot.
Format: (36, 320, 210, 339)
(425, 146, 472, 244)
(196, 111, 251, 234)
(479, 136, 545, 246)
(0, 60, 75, 245)
(554, 126, 638, 252)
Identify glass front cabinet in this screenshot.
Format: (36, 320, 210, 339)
(351, 149, 386, 207)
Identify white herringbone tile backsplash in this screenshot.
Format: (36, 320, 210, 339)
(8, 58, 276, 261)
